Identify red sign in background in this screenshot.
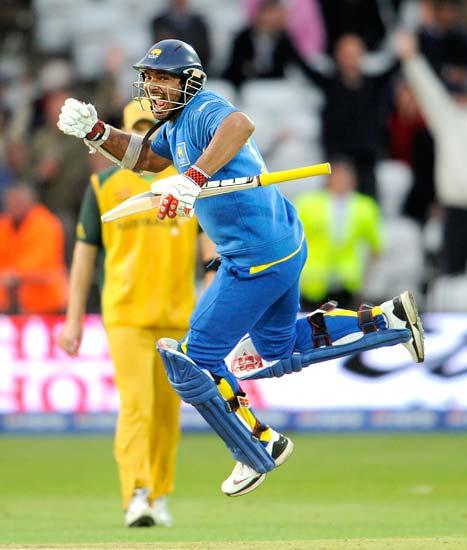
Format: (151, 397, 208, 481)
(1, 313, 467, 414)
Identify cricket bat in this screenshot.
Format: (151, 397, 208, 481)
(101, 162, 331, 223)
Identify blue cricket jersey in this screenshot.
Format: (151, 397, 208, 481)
(151, 89, 303, 267)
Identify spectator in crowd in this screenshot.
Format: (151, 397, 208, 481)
(245, 0, 326, 60)
(0, 66, 35, 184)
(318, 0, 403, 53)
(303, 34, 398, 198)
(385, 77, 436, 224)
(58, 100, 216, 528)
(23, 88, 91, 262)
(151, 0, 211, 69)
(34, 59, 75, 129)
(93, 47, 127, 128)
(0, 73, 28, 203)
(223, 0, 324, 87)
(0, 109, 14, 207)
(417, 0, 467, 76)
(395, 30, 467, 275)
(295, 158, 383, 310)
(0, 182, 68, 314)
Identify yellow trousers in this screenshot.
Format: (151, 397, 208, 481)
(106, 325, 184, 509)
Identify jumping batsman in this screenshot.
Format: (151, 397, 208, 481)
(57, 39, 424, 497)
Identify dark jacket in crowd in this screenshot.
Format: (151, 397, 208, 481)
(223, 26, 318, 87)
(152, 11, 211, 69)
(305, 64, 398, 163)
(318, 0, 403, 52)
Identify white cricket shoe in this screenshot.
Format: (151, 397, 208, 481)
(380, 290, 425, 363)
(221, 461, 266, 497)
(151, 495, 172, 527)
(221, 432, 294, 497)
(124, 488, 155, 527)
(267, 431, 294, 467)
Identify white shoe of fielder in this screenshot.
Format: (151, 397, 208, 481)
(380, 290, 425, 363)
(221, 431, 294, 497)
(151, 495, 172, 527)
(124, 488, 155, 527)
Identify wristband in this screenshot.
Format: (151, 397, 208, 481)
(86, 120, 107, 141)
(185, 165, 210, 187)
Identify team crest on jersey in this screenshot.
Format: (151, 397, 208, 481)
(148, 48, 162, 58)
(176, 142, 190, 167)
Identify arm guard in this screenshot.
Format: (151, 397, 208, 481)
(84, 132, 144, 170)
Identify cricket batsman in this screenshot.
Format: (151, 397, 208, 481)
(57, 39, 425, 497)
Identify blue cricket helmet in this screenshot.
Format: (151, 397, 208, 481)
(133, 39, 205, 77)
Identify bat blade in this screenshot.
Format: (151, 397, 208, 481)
(101, 162, 332, 223)
(101, 178, 258, 222)
(101, 191, 161, 223)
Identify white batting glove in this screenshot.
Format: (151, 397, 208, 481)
(151, 175, 202, 219)
(151, 166, 210, 219)
(57, 98, 108, 142)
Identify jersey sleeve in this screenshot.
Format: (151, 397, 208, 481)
(150, 123, 172, 159)
(197, 98, 238, 141)
(76, 179, 102, 246)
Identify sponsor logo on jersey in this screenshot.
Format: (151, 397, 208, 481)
(198, 99, 222, 112)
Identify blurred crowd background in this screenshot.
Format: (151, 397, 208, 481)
(2, 0, 467, 316)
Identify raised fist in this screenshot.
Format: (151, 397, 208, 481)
(393, 30, 418, 61)
(57, 98, 105, 140)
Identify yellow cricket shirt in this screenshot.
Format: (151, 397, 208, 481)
(76, 165, 199, 329)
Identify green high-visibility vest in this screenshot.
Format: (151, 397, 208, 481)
(296, 191, 383, 301)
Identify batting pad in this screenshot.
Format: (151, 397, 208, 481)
(157, 338, 275, 473)
(231, 329, 411, 380)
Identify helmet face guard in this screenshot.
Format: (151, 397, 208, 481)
(133, 67, 206, 117)
(132, 39, 206, 118)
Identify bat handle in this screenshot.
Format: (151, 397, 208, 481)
(259, 163, 331, 186)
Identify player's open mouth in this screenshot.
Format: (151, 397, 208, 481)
(153, 95, 168, 110)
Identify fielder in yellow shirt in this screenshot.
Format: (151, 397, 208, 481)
(58, 100, 216, 527)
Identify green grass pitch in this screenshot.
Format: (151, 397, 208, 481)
(0, 433, 466, 549)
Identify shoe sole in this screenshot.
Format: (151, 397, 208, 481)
(400, 290, 425, 363)
(274, 437, 294, 468)
(127, 514, 155, 527)
(224, 472, 267, 497)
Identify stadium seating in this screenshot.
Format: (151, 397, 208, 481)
(239, 78, 324, 189)
(191, 0, 246, 74)
(363, 160, 425, 303)
(205, 78, 238, 105)
(375, 159, 413, 219)
(364, 216, 425, 303)
(427, 274, 467, 311)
